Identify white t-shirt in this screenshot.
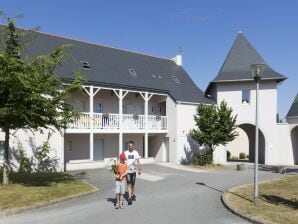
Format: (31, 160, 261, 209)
(124, 150, 140, 173)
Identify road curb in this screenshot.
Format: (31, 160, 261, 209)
(221, 191, 264, 224)
(0, 184, 99, 218)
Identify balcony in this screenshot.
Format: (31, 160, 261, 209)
(67, 113, 167, 132)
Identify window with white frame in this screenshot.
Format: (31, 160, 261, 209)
(242, 90, 250, 104)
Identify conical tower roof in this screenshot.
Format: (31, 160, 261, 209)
(206, 33, 287, 94)
(287, 94, 298, 118)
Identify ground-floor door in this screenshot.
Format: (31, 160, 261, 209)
(94, 139, 104, 161)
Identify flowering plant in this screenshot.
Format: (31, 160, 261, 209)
(111, 162, 119, 174)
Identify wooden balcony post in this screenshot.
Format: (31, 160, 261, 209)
(89, 86, 94, 161)
(144, 92, 149, 158)
(119, 89, 123, 155)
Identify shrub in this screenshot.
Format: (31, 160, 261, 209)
(17, 142, 32, 173)
(230, 156, 239, 160)
(192, 150, 213, 166)
(227, 150, 231, 160)
(246, 154, 249, 159)
(239, 152, 246, 159)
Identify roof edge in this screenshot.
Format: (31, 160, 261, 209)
(0, 23, 174, 63)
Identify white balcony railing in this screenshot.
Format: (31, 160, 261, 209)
(68, 113, 167, 131)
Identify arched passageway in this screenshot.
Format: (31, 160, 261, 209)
(226, 123, 266, 164)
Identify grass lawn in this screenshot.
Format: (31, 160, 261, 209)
(226, 175, 298, 224)
(0, 172, 96, 211)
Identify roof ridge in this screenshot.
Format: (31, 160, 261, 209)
(0, 23, 174, 62)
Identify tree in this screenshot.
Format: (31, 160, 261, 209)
(0, 15, 83, 184)
(191, 101, 238, 163)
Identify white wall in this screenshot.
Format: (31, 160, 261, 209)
(275, 124, 294, 165)
(176, 103, 200, 164)
(166, 97, 178, 163)
(215, 80, 277, 165)
(0, 129, 63, 171)
(148, 134, 167, 161)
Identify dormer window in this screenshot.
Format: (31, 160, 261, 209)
(172, 75, 180, 84)
(80, 61, 91, 70)
(128, 68, 137, 78)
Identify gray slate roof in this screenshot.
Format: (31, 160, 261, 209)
(19, 30, 213, 104)
(206, 33, 287, 94)
(286, 94, 298, 118)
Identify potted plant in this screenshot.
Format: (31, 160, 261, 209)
(133, 114, 139, 120)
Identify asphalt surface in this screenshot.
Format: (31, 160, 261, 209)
(0, 163, 284, 224)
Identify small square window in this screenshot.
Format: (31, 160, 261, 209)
(242, 90, 250, 104)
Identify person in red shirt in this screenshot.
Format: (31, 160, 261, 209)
(114, 153, 128, 209)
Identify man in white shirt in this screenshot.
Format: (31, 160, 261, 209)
(124, 140, 141, 205)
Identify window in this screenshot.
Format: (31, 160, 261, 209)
(95, 103, 103, 113)
(0, 141, 4, 160)
(172, 75, 180, 84)
(242, 90, 250, 104)
(80, 61, 91, 70)
(128, 69, 137, 78)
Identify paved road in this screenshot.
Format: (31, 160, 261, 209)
(0, 163, 283, 224)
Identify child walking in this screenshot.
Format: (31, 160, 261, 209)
(114, 153, 128, 209)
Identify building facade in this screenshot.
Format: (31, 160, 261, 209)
(0, 29, 297, 171)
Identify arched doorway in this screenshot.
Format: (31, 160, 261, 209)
(291, 126, 298, 165)
(226, 123, 266, 164)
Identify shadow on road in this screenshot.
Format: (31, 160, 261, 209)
(196, 182, 223, 193)
(196, 182, 252, 203)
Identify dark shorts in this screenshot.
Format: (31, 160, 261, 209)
(126, 173, 136, 186)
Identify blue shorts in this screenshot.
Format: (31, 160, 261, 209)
(115, 181, 126, 194)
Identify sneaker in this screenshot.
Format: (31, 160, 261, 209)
(132, 194, 136, 201)
(128, 198, 132, 205)
(120, 203, 124, 209)
(115, 203, 119, 209)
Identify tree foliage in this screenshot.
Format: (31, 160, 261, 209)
(0, 15, 84, 184)
(191, 101, 238, 154)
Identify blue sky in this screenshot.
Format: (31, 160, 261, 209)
(1, 0, 297, 118)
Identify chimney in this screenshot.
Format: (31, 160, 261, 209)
(171, 48, 183, 66)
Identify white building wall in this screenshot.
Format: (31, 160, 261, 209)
(215, 81, 277, 165)
(275, 124, 294, 165)
(176, 103, 200, 164)
(166, 97, 178, 163)
(148, 134, 167, 162)
(0, 129, 63, 171)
